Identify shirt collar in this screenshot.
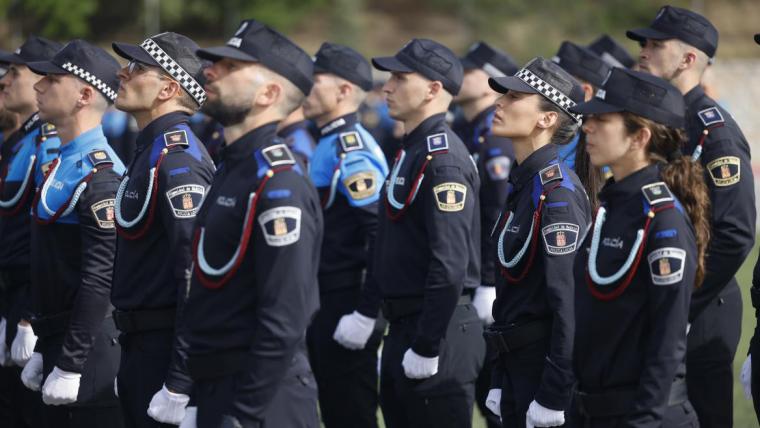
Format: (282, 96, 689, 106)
(683, 85, 706, 112)
(598, 163, 660, 205)
(20, 112, 41, 134)
(221, 121, 279, 164)
(402, 113, 447, 149)
(509, 143, 558, 189)
(136, 111, 191, 150)
(278, 120, 312, 139)
(318, 113, 359, 136)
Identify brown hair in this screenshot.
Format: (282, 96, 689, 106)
(622, 112, 711, 288)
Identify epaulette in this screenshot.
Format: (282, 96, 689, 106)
(163, 129, 189, 147)
(641, 181, 674, 206)
(38, 123, 57, 142)
(86, 149, 113, 168)
(539, 163, 563, 185)
(339, 131, 363, 153)
(262, 144, 296, 168)
(697, 107, 724, 128)
(426, 133, 448, 153)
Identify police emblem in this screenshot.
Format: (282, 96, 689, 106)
(90, 199, 116, 229)
(87, 150, 112, 167)
(165, 184, 205, 218)
(539, 164, 562, 185)
(486, 156, 511, 181)
(641, 182, 673, 205)
(258, 206, 301, 246)
(344, 172, 376, 200)
(163, 129, 189, 147)
(541, 223, 580, 255)
(432, 182, 467, 212)
(706, 156, 740, 187)
(339, 132, 363, 152)
(262, 144, 296, 167)
(647, 247, 686, 285)
(426, 133, 449, 153)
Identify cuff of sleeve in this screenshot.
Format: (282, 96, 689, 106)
(355, 301, 381, 320)
(55, 358, 83, 374)
(165, 372, 194, 396)
(534, 357, 573, 411)
(411, 337, 440, 358)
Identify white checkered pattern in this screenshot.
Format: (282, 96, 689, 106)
(140, 38, 207, 106)
(516, 68, 582, 124)
(61, 62, 118, 101)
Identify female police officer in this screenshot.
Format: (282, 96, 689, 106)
(483, 57, 591, 428)
(569, 67, 709, 427)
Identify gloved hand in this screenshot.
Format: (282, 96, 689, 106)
(147, 384, 191, 424)
(741, 355, 752, 400)
(526, 400, 565, 427)
(485, 388, 502, 417)
(42, 366, 81, 405)
(11, 323, 37, 367)
(473, 286, 496, 324)
(333, 311, 376, 350)
(402, 348, 438, 379)
(0, 317, 10, 367)
(20, 352, 43, 391)
(179, 406, 197, 428)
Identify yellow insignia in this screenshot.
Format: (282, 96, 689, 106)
(433, 182, 467, 212)
(344, 172, 376, 200)
(94, 151, 107, 160)
(182, 193, 194, 210)
(274, 217, 288, 236)
(706, 156, 740, 187)
(659, 257, 671, 275)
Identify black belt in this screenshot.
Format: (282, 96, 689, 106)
(31, 311, 71, 338)
(575, 378, 688, 418)
(318, 270, 364, 294)
(381, 295, 471, 322)
(112, 308, 176, 333)
(187, 350, 248, 380)
(483, 319, 552, 354)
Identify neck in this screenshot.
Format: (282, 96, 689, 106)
(672, 71, 702, 96)
(316, 105, 356, 128)
(2, 114, 20, 135)
(458, 95, 497, 122)
(134, 102, 186, 131)
(610, 155, 650, 182)
(511, 131, 552, 164)
(403, 107, 445, 137)
(15, 105, 37, 125)
(54, 111, 102, 146)
(224, 112, 281, 145)
(278, 108, 305, 130)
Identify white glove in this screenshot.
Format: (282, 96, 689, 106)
(179, 406, 198, 428)
(0, 317, 10, 366)
(473, 286, 496, 324)
(741, 355, 752, 400)
(526, 400, 565, 427)
(11, 323, 38, 367)
(402, 348, 438, 379)
(147, 384, 191, 424)
(42, 366, 81, 405)
(485, 388, 502, 417)
(20, 352, 43, 391)
(333, 311, 376, 350)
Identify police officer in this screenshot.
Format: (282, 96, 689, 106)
(483, 57, 591, 428)
(302, 42, 388, 428)
(627, 7, 756, 426)
(569, 67, 708, 428)
(22, 39, 126, 427)
(278, 106, 316, 167)
(109, 32, 216, 427)
(587, 34, 635, 69)
(178, 20, 321, 428)
(365, 38, 484, 428)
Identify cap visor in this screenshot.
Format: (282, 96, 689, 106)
(371, 56, 414, 73)
(569, 98, 623, 115)
(196, 46, 258, 63)
(459, 57, 478, 70)
(0, 52, 26, 65)
(112, 42, 160, 66)
(488, 76, 535, 94)
(755, 34, 760, 45)
(626, 27, 673, 43)
(26, 60, 67, 76)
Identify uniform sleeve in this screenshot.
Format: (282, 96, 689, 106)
(626, 212, 694, 427)
(691, 128, 756, 321)
(158, 152, 214, 393)
(56, 170, 120, 373)
(534, 187, 588, 411)
(478, 137, 512, 286)
(411, 156, 480, 357)
(230, 173, 322, 424)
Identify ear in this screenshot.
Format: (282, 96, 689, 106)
(629, 126, 652, 151)
(157, 79, 183, 102)
(78, 85, 97, 108)
(581, 83, 595, 102)
(679, 50, 698, 71)
(536, 110, 559, 130)
(255, 81, 282, 108)
(337, 81, 352, 103)
(425, 80, 443, 101)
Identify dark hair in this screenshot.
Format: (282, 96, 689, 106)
(622, 112, 711, 288)
(538, 97, 579, 146)
(573, 131, 603, 211)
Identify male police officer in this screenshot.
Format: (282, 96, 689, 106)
(277, 106, 316, 167)
(302, 41, 388, 428)
(587, 34, 635, 69)
(109, 32, 215, 427)
(23, 39, 125, 428)
(178, 20, 322, 428)
(367, 38, 485, 428)
(628, 6, 756, 427)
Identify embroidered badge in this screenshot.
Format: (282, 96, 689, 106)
(339, 131, 363, 152)
(165, 184, 205, 218)
(426, 133, 449, 153)
(641, 182, 674, 205)
(40, 123, 57, 139)
(90, 199, 116, 229)
(647, 247, 686, 285)
(258, 206, 301, 247)
(697, 107, 724, 127)
(706, 156, 740, 187)
(343, 171, 376, 200)
(432, 182, 467, 212)
(541, 222, 580, 255)
(163, 129, 189, 147)
(539, 164, 562, 185)
(486, 156, 511, 181)
(262, 144, 296, 167)
(87, 150, 112, 167)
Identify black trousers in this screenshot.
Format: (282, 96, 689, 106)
(379, 304, 485, 428)
(686, 281, 742, 428)
(193, 351, 319, 428)
(306, 287, 383, 428)
(117, 329, 176, 428)
(475, 333, 502, 428)
(568, 401, 700, 428)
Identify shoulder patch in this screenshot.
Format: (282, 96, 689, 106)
(539, 163, 562, 185)
(339, 131, 363, 153)
(87, 150, 113, 167)
(257, 206, 301, 247)
(697, 107, 724, 127)
(165, 184, 205, 218)
(426, 133, 449, 153)
(164, 129, 189, 147)
(641, 182, 674, 205)
(432, 182, 467, 212)
(343, 171, 376, 200)
(706, 156, 740, 187)
(261, 144, 296, 167)
(486, 156, 511, 181)
(90, 199, 115, 229)
(647, 247, 686, 286)
(541, 222, 580, 255)
(40, 123, 57, 139)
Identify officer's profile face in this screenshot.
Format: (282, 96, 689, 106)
(636, 39, 683, 80)
(33, 74, 82, 123)
(302, 73, 341, 125)
(582, 113, 634, 167)
(491, 90, 544, 138)
(115, 60, 172, 113)
(201, 59, 270, 126)
(454, 68, 491, 104)
(0, 64, 42, 114)
(382, 72, 432, 121)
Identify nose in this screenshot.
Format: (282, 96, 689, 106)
(117, 66, 130, 81)
(203, 65, 217, 82)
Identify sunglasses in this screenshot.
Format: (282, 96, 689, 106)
(126, 60, 171, 81)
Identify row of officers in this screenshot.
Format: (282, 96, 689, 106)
(0, 4, 759, 428)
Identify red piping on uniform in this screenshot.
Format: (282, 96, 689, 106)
(0, 158, 36, 217)
(116, 150, 169, 240)
(694, 123, 724, 154)
(385, 149, 446, 222)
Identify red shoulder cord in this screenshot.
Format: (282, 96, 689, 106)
(384, 149, 445, 222)
(0, 158, 35, 217)
(115, 149, 170, 240)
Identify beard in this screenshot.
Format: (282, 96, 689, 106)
(201, 96, 250, 127)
